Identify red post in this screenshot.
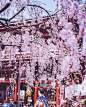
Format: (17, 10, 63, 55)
(56, 83, 60, 106)
(14, 82, 18, 101)
(6, 85, 8, 102)
(34, 82, 38, 104)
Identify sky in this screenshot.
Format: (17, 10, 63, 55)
(1, 0, 86, 20)
(34, 0, 57, 14)
(36, 0, 86, 15)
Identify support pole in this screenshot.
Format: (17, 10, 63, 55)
(24, 88, 27, 105)
(6, 85, 8, 102)
(34, 82, 38, 104)
(18, 72, 20, 107)
(14, 82, 18, 101)
(56, 83, 60, 106)
(18, 34, 22, 107)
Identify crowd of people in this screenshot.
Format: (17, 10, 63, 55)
(0, 87, 53, 107)
(0, 99, 18, 107)
(1, 87, 86, 107)
(0, 99, 33, 107)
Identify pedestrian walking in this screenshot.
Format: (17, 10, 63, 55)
(9, 99, 14, 107)
(0, 103, 2, 107)
(2, 100, 9, 107)
(13, 101, 18, 107)
(34, 87, 48, 107)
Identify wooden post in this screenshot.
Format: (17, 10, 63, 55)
(34, 82, 38, 104)
(24, 89, 27, 104)
(56, 83, 60, 106)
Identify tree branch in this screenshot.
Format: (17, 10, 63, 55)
(0, 18, 9, 22)
(0, 3, 54, 37)
(0, 21, 21, 35)
(0, 2, 11, 14)
(9, 7, 25, 21)
(9, 4, 53, 22)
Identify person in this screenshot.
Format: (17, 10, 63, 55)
(34, 87, 48, 107)
(2, 100, 9, 107)
(50, 104, 53, 107)
(0, 103, 2, 107)
(9, 99, 14, 107)
(13, 101, 18, 107)
(26, 100, 32, 107)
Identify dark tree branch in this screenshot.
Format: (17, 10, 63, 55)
(0, 3, 54, 37)
(0, 21, 10, 29)
(27, 4, 52, 19)
(0, 18, 9, 22)
(0, 2, 11, 14)
(0, 21, 21, 35)
(0, 3, 53, 24)
(9, 4, 53, 22)
(9, 7, 25, 21)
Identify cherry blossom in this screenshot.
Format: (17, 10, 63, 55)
(0, 0, 85, 96)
